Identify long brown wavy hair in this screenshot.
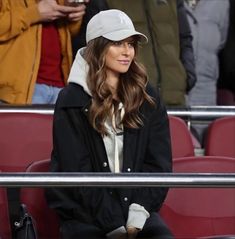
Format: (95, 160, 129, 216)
(83, 36, 155, 135)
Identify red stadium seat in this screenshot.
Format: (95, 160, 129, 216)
(205, 116, 235, 157)
(160, 156, 235, 238)
(20, 159, 60, 239)
(0, 113, 53, 172)
(168, 116, 195, 158)
(0, 173, 12, 239)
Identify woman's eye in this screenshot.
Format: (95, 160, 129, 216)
(111, 41, 135, 47)
(128, 42, 135, 47)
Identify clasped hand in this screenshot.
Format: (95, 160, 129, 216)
(38, 0, 89, 22)
(127, 227, 140, 239)
(116, 227, 140, 239)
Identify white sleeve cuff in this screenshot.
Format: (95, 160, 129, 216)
(106, 226, 126, 239)
(126, 203, 150, 230)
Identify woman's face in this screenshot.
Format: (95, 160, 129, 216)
(105, 37, 135, 78)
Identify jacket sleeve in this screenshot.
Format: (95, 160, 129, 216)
(177, 0, 197, 92)
(46, 95, 126, 233)
(0, 1, 41, 42)
(131, 87, 172, 212)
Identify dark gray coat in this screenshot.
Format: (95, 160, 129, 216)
(46, 83, 172, 233)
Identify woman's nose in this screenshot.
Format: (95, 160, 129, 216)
(122, 43, 131, 55)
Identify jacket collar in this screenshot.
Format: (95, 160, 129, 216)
(58, 83, 91, 109)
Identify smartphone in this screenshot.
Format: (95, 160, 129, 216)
(65, 0, 86, 6)
(73, 0, 86, 2)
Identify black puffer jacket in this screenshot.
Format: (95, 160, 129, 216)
(218, 0, 235, 92)
(178, 0, 197, 92)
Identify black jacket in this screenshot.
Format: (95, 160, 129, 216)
(177, 0, 197, 92)
(218, 0, 235, 92)
(46, 83, 172, 233)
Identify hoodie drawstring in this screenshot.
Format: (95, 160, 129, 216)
(111, 104, 125, 173)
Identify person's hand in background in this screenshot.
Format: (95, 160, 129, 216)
(37, 0, 87, 22)
(64, 0, 89, 21)
(64, 0, 89, 7)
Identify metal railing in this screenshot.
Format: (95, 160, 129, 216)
(0, 105, 235, 120)
(1, 105, 234, 132)
(167, 106, 235, 120)
(0, 173, 235, 188)
(167, 106, 235, 128)
(0, 106, 234, 184)
(0, 104, 55, 115)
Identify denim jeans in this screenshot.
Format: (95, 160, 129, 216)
(32, 83, 62, 104)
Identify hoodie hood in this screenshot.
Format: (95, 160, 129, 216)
(68, 48, 124, 174)
(68, 47, 91, 96)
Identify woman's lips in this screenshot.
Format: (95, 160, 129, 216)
(118, 60, 130, 65)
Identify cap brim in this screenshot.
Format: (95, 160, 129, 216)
(103, 29, 148, 43)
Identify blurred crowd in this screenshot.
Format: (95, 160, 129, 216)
(0, 0, 234, 106)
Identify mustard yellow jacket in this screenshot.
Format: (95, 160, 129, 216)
(0, 0, 82, 104)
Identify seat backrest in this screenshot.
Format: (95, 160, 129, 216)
(0, 113, 53, 172)
(0, 172, 12, 239)
(168, 116, 195, 158)
(20, 159, 60, 239)
(160, 156, 235, 238)
(205, 116, 235, 157)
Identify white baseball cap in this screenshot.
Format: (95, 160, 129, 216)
(86, 9, 148, 44)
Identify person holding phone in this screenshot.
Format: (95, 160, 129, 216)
(46, 9, 173, 239)
(0, 0, 88, 104)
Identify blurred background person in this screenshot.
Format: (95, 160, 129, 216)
(217, 0, 235, 106)
(0, 0, 88, 105)
(185, 0, 230, 106)
(184, 0, 230, 143)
